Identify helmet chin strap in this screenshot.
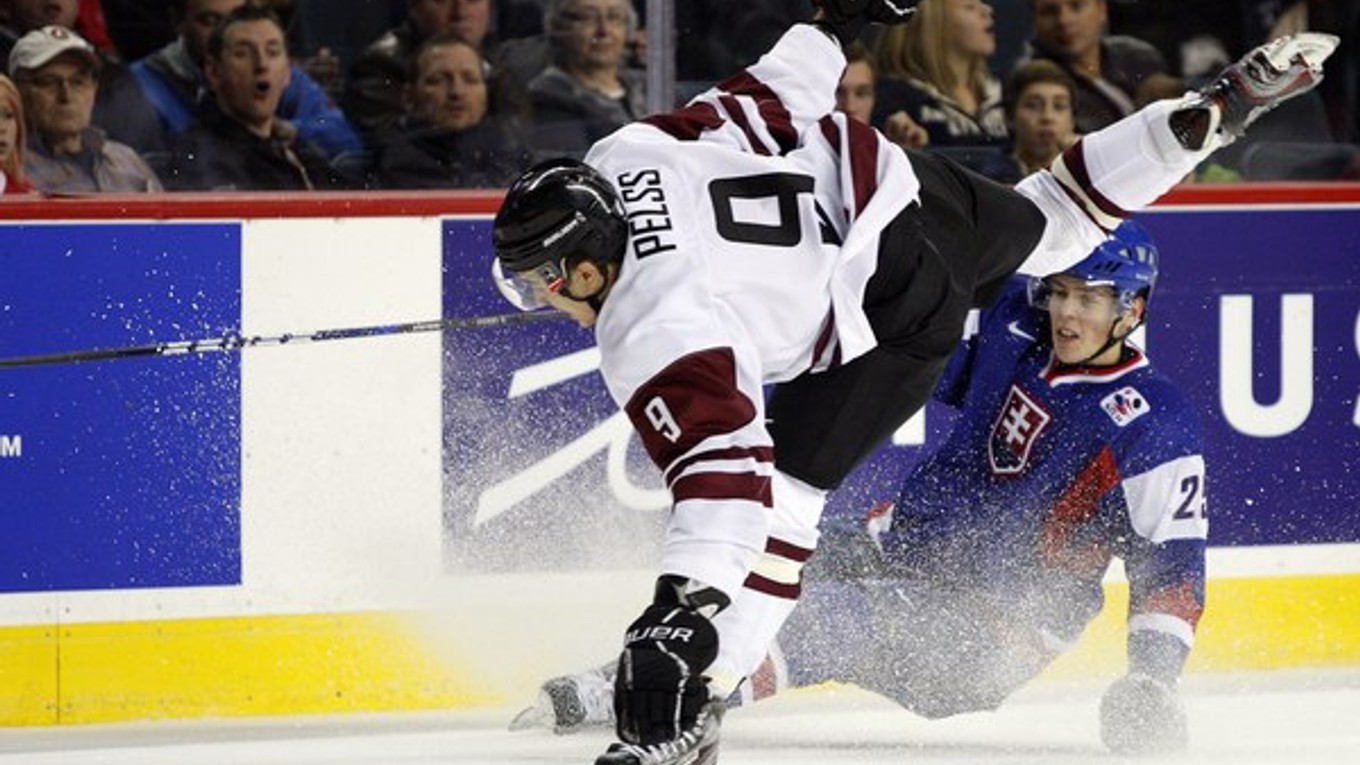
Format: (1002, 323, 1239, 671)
(558, 262, 615, 315)
(1067, 311, 1144, 368)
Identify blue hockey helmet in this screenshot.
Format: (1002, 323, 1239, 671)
(1030, 220, 1160, 314)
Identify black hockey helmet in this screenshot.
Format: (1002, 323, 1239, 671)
(491, 158, 628, 311)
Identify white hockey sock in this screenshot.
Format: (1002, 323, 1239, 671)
(1051, 97, 1221, 230)
(706, 471, 825, 697)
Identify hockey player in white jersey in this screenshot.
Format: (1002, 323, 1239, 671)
(513, 222, 1205, 757)
(490, 0, 1336, 761)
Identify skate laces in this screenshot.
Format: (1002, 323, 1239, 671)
(603, 701, 724, 765)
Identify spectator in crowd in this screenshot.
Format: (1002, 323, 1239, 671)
(292, 0, 405, 78)
(0, 72, 35, 193)
(836, 40, 876, 124)
(98, 0, 180, 61)
(343, 0, 494, 141)
(160, 4, 341, 190)
(872, 0, 1008, 148)
(131, 0, 360, 161)
(10, 25, 162, 192)
(525, 0, 644, 159)
(838, 39, 934, 150)
(364, 31, 531, 188)
(2, 0, 164, 154)
(673, 1, 811, 87)
(1101, 0, 1240, 82)
(976, 57, 1077, 182)
(1020, 0, 1168, 133)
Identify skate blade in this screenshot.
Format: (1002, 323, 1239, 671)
(1266, 32, 1339, 72)
(508, 704, 544, 731)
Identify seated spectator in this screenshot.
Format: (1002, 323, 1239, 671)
(3, 0, 165, 154)
(525, 0, 644, 159)
(10, 26, 162, 192)
(0, 72, 35, 194)
(160, 4, 342, 190)
(343, 0, 494, 142)
(872, 0, 1008, 148)
(364, 32, 531, 188)
(673, 1, 809, 86)
(975, 57, 1076, 182)
(131, 0, 360, 160)
(98, 0, 180, 61)
(836, 40, 876, 124)
(1019, 0, 1168, 133)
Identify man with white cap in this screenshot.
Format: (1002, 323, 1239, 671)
(10, 25, 162, 193)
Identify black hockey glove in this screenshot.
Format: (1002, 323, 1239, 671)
(812, 0, 918, 47)
(1099, 673, 1189, 755)
(613, 576, 726, 746)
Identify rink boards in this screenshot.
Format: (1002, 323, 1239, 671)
(0, 186, 1357, 724)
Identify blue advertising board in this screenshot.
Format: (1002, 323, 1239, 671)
(1, 200, 1354, 592)
(439, 205, 1360, 568)
(0, 224, 242, 592)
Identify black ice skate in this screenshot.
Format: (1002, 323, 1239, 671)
(593, 700, 725, 765)
(1170, 32, 1339, 150)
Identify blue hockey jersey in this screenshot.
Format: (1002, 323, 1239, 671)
(879, 278, 1207, 656)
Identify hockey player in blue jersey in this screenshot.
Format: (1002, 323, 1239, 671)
(514, 222, 1207, 756)
(770, 220, 1207, 755)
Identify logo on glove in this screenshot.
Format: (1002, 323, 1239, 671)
(626, 625, 697, 644)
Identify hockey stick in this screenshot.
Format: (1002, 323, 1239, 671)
(0, 310, 568, 370)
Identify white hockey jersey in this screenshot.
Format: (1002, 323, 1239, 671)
(585, 25, 921, 598)
(579, 22, 1216, 602)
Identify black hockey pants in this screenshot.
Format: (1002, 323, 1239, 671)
(768, 149, 1046, 490)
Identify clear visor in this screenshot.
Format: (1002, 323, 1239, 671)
(491, 257, 566, 312)
(1029, 277, 1124, 320)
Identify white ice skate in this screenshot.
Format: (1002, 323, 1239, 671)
(508, 661, 616, 734)
(1171, 32, 1339, 149)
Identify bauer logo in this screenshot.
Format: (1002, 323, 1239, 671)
(0, 434, 20, 458)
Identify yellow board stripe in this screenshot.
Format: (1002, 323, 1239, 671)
(1042, 573, 1360, 679)
(2, 573, 1358, 726)
(1, 611, 500, 726)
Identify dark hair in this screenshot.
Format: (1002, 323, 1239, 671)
(205, 3, 287, 60)
(408, 29, 530, 121)
(1003, 59, 1077, 119)
(407, 30, 484, 84)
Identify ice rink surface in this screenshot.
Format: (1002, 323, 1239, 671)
(1, 669, 1356, 765)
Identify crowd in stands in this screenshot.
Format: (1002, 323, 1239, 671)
(0, 0, 1355, 195)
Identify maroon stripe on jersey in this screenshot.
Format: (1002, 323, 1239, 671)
(743, 571, 800, 600)
(642, 102, 724, 141)
(1135, 581, 1204, 628)
(718, 94, 772, 156)
(1039, 446, 1121, 569)
(1061, 140, 1129, 223)
(765, 536, 814, 563)
(624, 347, 760, 472)
(716, 70, 797, 155)
(810, 310, 836, 370)
(846, 118, 880, 218)
(672, 471, 773, 507)
(814, 116, 880, 218)
(818, 118, 841, 158)
(663, 445, 775, 488)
